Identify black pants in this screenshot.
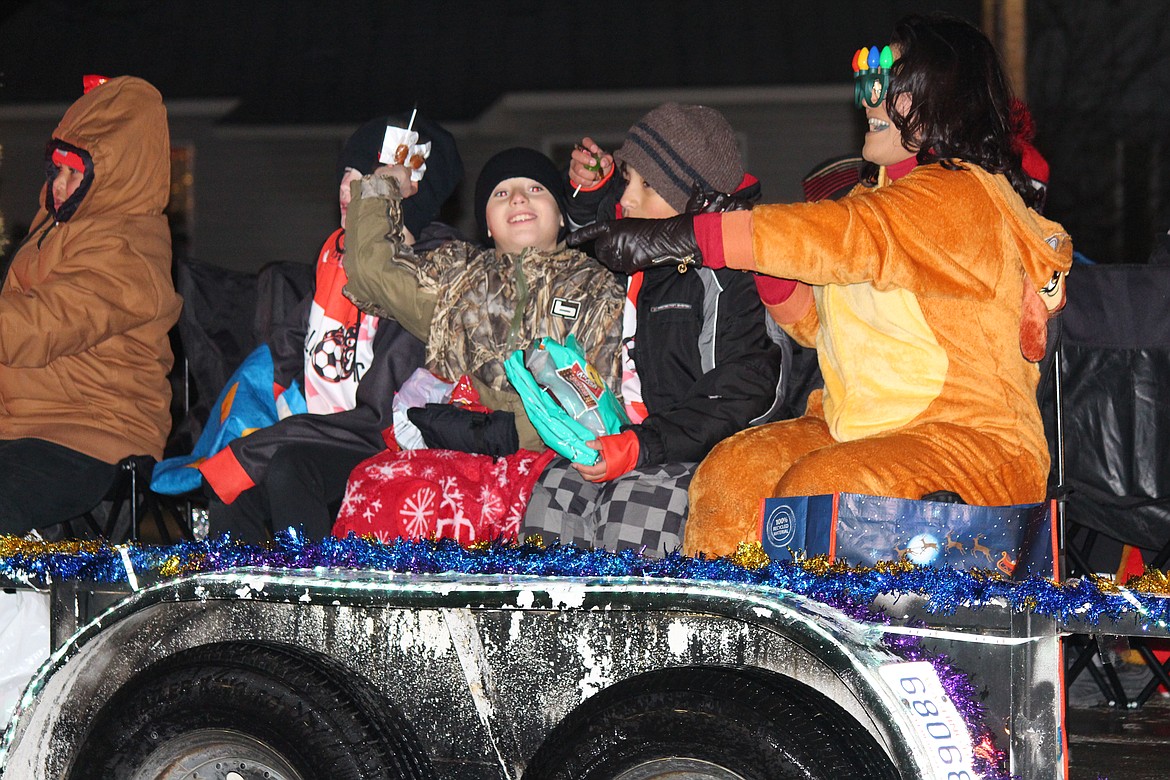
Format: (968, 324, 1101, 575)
(207, 439, 378, 545)
(0, 438, 118, 536)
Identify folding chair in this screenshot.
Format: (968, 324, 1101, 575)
(1048, 262, 1170, 707)
(160, 257, 303, 541)
(1055, 262, 1170, 576)
(174, 257, 264, 442)
(61, 455, 192, 544)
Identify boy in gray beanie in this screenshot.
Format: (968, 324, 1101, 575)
(613, 102, 745, 213)
(564, 102, 748, 225)
(520, 103, 790, 556)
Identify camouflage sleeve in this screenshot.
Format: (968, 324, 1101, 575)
(343, 175, 440, 342)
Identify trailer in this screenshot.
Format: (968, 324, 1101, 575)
(5, 534, 1149, 780)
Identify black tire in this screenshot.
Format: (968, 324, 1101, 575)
(67, 641, 434, 780)
(524, 666, 899, 780)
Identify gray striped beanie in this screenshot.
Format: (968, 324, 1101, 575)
(614, 103, 744, 213)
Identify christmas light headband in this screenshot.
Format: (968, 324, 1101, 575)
(852, 45, 894, 109)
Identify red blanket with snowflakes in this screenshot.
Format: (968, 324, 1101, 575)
(333, 447, 555, 544)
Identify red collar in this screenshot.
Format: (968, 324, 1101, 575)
(886, 156, 918, 181)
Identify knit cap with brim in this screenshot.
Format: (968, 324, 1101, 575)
(614, 103, 744, 213)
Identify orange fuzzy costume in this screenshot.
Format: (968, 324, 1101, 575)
(685, 162, 1072, 557)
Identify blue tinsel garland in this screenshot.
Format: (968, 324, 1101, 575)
(2, 532, 1164, 630)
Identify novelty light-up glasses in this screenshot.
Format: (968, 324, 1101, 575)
(852, 45, 894, 109)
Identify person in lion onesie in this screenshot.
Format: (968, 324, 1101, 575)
(570, 12, 1073, 557)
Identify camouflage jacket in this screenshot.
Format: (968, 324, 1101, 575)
(343, 178, 624, 450)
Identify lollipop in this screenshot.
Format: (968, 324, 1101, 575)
(572, 145, 605, 198)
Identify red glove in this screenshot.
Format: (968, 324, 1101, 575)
(596, 430, 641, 481)
(575, 164, 614, 194)
(570, 432, 645, 481)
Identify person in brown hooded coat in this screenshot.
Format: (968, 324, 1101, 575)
(0, 76, 181, 535)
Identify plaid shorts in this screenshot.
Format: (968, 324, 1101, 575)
(521, 458, 695, 556)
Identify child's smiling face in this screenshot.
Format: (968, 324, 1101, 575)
(484, 176, 563, 255)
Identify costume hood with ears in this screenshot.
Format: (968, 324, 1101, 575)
(473, 147, 569, 246)
(338, 114, 463, 237)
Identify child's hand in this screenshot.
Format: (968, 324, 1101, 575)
(572, 439, 609, 482)
(569, 137, 613, 190)
(570, 431, 639, 482)
(365, 164, 418, 199)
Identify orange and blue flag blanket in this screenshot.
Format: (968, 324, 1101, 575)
(151, 345, 306, 495)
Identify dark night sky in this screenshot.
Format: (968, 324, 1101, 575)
(3, 0, 1169, 262)
(0, 0, 981, 123)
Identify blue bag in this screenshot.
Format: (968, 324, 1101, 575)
(151, 346, 306, 495)
(760, 492, 1057, 579)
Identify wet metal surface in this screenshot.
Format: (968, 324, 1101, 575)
(14, 569, 1168, 780)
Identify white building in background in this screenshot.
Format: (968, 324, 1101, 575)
(0, 85, 858, 275)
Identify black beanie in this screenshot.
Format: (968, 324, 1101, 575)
(473, 147, 568, 246)
(337, 113, 464, 238)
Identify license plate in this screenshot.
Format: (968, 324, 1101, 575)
(878, 661, 977, 779)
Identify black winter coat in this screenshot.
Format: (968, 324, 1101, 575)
(565, 173, 787, 466)
(630, 264, 784, 464)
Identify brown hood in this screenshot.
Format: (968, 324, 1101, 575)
(49, 76, 169, 220)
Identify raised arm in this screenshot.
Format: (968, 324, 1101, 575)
(342, 172, 439, 343)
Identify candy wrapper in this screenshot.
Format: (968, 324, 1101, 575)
(504, 335, 629, 466)
(378, 125, 431, 182)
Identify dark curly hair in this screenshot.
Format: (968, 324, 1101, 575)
(860, 13, 1040, 209)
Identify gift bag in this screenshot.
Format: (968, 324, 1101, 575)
(504, 335, 628, 465)
(760, 493, 1057, 579)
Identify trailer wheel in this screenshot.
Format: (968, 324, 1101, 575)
(525, 666, 898, 780)
(68, 642, 434, 780)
